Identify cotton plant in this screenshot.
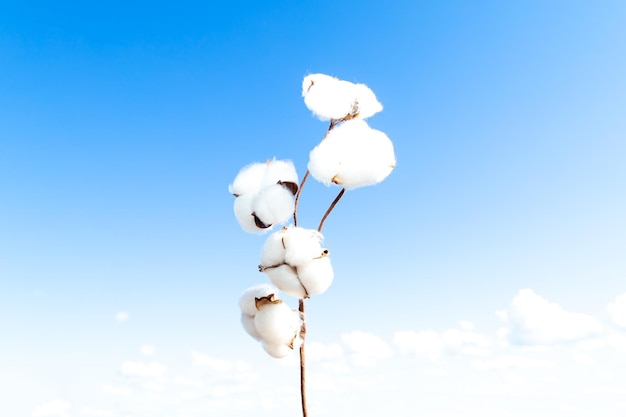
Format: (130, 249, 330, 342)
(229, 73, 395, 417)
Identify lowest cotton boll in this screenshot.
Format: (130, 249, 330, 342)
(308, 119, 395, 189)
(239, 284, 279, 317)
(254, 299, 301, 346)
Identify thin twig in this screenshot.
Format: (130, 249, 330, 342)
(295, 119, 344, 417)
(318, 188, 346, 232)
(299, 299, 308, 417)
(293, 120, 335, 227)
(293, 170, 310, 227)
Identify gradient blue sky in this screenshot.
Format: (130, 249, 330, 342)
(1, 1, 626, 416)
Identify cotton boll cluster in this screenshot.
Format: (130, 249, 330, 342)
(229, 160, 299, 233)
(259, 226, 334, 298)
(239, 285, 302, 358)
(302, 74, 382, 121)
(308, 119, 395, 189)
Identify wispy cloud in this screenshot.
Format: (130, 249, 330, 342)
(502, 289, 603, 345)
(608, 292, 626, 328)
(140, 344, 157, 357)
(342, 330, 393, 367)
(32, 399, 71, 417)
(115, 311, 129, 322)
(121, 361, 167, 379)
(393, 325, 490, 360)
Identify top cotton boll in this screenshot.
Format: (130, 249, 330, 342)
(229, 160, 299, 233)
(308, 119, 395, 189)
(302, 74, 382, 121)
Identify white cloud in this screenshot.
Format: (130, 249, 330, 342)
(607, 292, 626, 328)
(504, 289, 603, 345)
(32, 399, 71, 417)
(571, 352, 594, 365)
(120, 361, 167, 378)
(393, 327, 490, 360)
(422, 368, 447, 377)
(394, 330, 444, 360)
(471, 355, 556, 371)
(442, 328, 490, 356)
(607, 331, 626, 352)
(173, 376, 204, 387)
(576, 338, 606, 350)
(342, 331, 393, 367)
(101, 384, 131, 396)
(80, 407, 112, 417)
(140, 344, 157, 357)
(459, 320, 475, 331)
(210, 383, 252, 397)
(191, 351, 234, 372)
(115, 311, 129, 322)
(307, 342, 344, 361)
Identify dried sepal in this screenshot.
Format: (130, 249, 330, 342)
(239, 284, 279, 316)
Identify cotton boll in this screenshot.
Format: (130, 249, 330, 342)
(241, 313, 262, 340)
(262, 264, 307, 299)
(262, 160, 298, 190)
(262, 342, 293, 358)
(260, 229, 287, 268)
(352, 83, 383, 119)
(337, 125, 395, 188)
(307, 139, 344, 187)
(254, 300, 301, 346)
(298, 255, 334, 296)
(308, 119, 395, 189)
(239, 284, 279, 317)
(252, 184, 295, 227)
(302, 74, 354, 121)
(228, 163, 266, 196)
(234, 194, 264, 233)
(282, 227, 324, 267)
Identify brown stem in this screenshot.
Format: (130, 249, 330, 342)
(293, 120, 336, 227)
(293, 170, 310, 227)
(299, 298, 308, 417)
(318, 188, 346, 232)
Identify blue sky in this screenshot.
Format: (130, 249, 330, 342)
(1, 1, 626, 416)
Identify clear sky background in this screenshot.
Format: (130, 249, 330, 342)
(1, 1, 626, 416)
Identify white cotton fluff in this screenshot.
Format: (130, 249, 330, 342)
(262, 342, 293, 358)
(282, 227, 324, 267)
(302, 74, 354, 121)
(302, 74, 383, 121)
(241, 313, 262, 340)
(263, 264, 307, 299)
(233, 194, 260, 233)
(261, 160, 299, 188)
(228, 163, 266, 196)
(308, 119, 395, 189)
(259, 227, 334, 298)
(252, 184, 295, 227)
(297, 256, 334, 296)
(260, 229, 286, 267)
(254, 301, 301, 346)
(239, 284, 279, 317)
(229, 159, 299, 233)
(352, 83, 383, 119)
